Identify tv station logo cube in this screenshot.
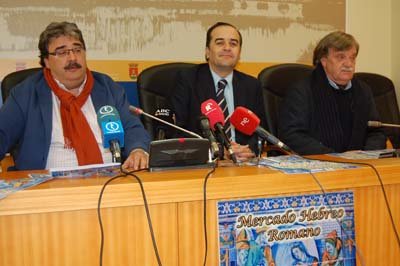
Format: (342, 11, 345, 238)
(101, 120, 125, 148)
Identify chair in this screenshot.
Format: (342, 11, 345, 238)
(258, 63, 313, 136)
(1, 67, 42, 103)
(1, 68, 42, 170)
(136, 62, 196, 139)
(354, 72, 400, 148)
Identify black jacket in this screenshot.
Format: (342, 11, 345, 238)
(278, 64, 386, 155)
(170, 63, 266, 152)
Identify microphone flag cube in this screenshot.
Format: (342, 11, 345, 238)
(100, 120, 124, 148)
(230, 106, 260, 135)
(97, 105, 125, 148)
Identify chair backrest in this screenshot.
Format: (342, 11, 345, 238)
(354, 72, 400, 148)
(258, 63, 313, 136)
(1, 68, 42, 168)
(1, 68, 42, 103)
(137, 62, 196, 139)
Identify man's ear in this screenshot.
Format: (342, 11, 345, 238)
(320, 57, 327, 68)
(44, 58, 50, 68)
(205, 47, 210, 61)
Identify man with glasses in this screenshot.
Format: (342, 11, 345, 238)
(0, 22, 150, 170)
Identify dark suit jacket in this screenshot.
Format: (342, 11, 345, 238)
(278, 64, 386, 155)
(170, 63, 266, 152)
(0, 70, 150, 170)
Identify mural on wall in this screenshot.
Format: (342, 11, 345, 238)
(0, 0, 345, 79)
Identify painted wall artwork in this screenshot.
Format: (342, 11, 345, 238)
(0, 1, 346, 105)
(217, 191, 356, 266)
(0, 1, 346, 78)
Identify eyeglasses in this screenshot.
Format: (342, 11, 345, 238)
(47, 46, 85, 57)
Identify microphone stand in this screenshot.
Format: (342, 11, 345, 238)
(368, 121, 400, 128)
(109, 141, 122, 163)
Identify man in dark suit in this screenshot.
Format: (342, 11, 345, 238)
(278, 31, 386, 155)
(171, 22, 266, 161)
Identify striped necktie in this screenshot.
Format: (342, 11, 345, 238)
(216, 79, 232, 140)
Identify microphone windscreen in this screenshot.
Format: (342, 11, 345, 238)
(128, 105, 142, 116)
(201, 99, 225, 130)
(97, 105, 125, 148)
(230, 106, 260, 135)
(199, 115, 211, 132)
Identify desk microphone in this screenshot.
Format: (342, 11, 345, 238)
(129, 106, 203, 139)
(368, 121, 400, 128)
(130, 106, 215, 162)
(97, 105, 125, 163)
(201, 99, 237, 163)
(230, 106, 294, 154)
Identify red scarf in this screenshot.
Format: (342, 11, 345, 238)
(44, 68, 103, 165)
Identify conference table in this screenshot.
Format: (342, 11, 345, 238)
(0, 156, 399, 266)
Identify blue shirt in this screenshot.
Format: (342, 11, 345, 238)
(326, 75, 352, 90)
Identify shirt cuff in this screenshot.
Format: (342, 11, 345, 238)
(130, 148, 149, 156)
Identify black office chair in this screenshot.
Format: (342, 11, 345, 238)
(355, 72, 400, 148)
(1, 67, 42, 103)
(136, 62, 196, 139)
(1, 67, 42, 170)
(258, 63, 313, 136)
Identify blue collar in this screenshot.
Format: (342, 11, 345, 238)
(209, 67, 233, 92)
(326, 75, 352, 91)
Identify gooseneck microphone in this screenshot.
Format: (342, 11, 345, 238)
(368, 121, 400, 128)
(130, 106, 216, 162)
(199, 115, 220, 158)
(129, 106, 203, 139)
(230, 106, 295, 154)
(201, 99, 237, 163)
(97, 105, 125, 163)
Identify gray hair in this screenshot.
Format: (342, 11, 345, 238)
(313, 31, 359, 66)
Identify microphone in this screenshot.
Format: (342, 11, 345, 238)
(230, 106, 294, 154)
(201, 99, 237, 163)
(129, 106, 214, 163)
(368, 121, 400, 128)
(199, 115, 220, 158)
(153, 108, 175, 140)
(129, 106, 203, 139)
(97, 105, 125, 163)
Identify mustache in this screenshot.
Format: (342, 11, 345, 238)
(341, 67, 353, 72)
(64, 62, 82, 70)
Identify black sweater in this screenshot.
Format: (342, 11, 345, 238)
(278, 64, 386, 155)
